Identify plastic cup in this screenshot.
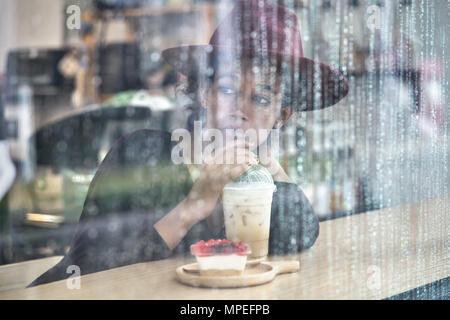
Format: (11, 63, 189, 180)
(222, 183, 276, 259)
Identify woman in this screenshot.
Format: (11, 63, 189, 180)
(28, 0, 348, 287)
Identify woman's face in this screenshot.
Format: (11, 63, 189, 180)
(201, 58, 293, 147)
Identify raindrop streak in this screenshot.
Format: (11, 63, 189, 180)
(274, 0, 449, 299)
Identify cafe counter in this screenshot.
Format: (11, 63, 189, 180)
(0, 195, 448, 299)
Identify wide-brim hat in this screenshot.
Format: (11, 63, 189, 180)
(162, 0, 349, 111)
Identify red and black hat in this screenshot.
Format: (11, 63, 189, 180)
(162, 0, 349, 111)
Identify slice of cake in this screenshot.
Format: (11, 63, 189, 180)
(190, 239, 250, 276)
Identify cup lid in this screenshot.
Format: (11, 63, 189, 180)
(224, 165, 276, 190)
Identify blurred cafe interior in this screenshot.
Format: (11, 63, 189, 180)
(0, 0, 448, 299)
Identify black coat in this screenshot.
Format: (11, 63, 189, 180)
(28, 129, 319, 287)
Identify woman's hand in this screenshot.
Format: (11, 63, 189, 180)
(187, 139, 258, 222)
(154, 138, 258, 250)
(258, 143, 293, 183)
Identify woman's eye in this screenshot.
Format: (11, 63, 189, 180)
(252, 94, 271, 107)
(218, 86, 236, 96)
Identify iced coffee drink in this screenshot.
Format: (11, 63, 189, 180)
(222, 165, 276, 259)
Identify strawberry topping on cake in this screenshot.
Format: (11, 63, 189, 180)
(190, 239, 249, 257)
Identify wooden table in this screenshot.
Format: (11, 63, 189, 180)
(0, 196, 448, 299)
(0, 256, 63, 292)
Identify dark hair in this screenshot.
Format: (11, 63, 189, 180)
(174, 76, 205, 132)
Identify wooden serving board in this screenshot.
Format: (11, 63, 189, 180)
(176, 260, 299, 288)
